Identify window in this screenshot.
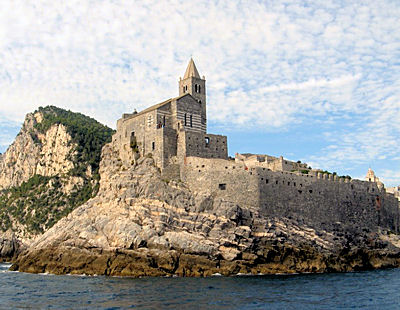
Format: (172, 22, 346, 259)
(198, 85, 201, 93)
(219, 183, 226, 190)
(190, 114, 193, 127)
(183, 86, 185, 93)
(184, 113, 187, 126)
(195, 84, 198, 92)
(152, 142, 155, 150)
(163, 115, 166, 127)
(205, 137, 210, 147)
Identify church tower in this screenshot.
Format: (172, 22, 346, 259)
(179, 58, 207, 129)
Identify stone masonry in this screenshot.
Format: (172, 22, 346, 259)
(113, 59, 400, 233)
(113, 58, 228, 169)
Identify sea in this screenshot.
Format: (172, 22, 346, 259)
(1, 263, 399, 309)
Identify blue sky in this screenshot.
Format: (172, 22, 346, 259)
(0, 1, 399, 185)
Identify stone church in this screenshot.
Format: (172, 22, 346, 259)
(114, 59, 228, 169)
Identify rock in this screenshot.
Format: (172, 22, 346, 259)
(0, 231, 23, 262)
(10, 137, 400, 276)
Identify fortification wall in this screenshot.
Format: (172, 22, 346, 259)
(254, 168, 399, 232)
(185, 132, 228, 159)
(182, 157, 259, 209)
(182, 157, 399, 232)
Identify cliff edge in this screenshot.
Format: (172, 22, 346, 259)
(11, 138, 400, 276)
(0, 106, 114, 260)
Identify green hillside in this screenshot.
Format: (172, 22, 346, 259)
(0, 106, 114, 234)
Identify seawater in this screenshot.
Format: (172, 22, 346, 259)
(1, 263, 400, 309)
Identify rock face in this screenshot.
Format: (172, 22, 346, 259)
(0, 112, 75, 190)
(0, 106, 114, 258)
(0, 231, 22, 262)
(12, 139, 400, 276)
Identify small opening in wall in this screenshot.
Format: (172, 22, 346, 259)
(205, 137, 210, 147)
(219, 183, 226, 190)
(266, 179, 269, 184)
(309, 190, 313, 193)
(293, 182, 296, 186)
(298, 190, 302, 194)
(152, 142, 155, 150)
(288, 182, 290, 185)
(276, 180, 278, 184)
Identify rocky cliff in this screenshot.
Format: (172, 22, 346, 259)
(0, 106, 114, 258)
(11, 137, 400, 276)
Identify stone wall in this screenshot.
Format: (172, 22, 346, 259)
(181, 132, 228, 160)
(182, 157, 400, 233)
(182, 157, 259, 209)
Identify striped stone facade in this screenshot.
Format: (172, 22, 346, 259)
(114, 59, 228, 169)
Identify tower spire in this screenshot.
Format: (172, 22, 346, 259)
(178, 58, 207, 131)
(183, 58, 200, 79)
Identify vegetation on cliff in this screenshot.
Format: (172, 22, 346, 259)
(0, 106, 114, 235)
(34, 106, 114, 180)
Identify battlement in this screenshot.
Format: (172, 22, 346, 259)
(181, 156, 399, 232)
(113, 59, 399, 233)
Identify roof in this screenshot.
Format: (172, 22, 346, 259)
(123, 93, 193, 120)
(183, 58, 201, 79)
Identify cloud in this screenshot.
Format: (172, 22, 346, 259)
(0, 0, 400, 185)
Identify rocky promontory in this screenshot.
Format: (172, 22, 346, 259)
(0, 106, 114, 257)
(11, 137, 400, 276)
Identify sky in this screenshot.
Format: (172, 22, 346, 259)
(0, 0, 399, 186)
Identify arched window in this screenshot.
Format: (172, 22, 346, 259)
(183, 86, 185, 93)
(195, 84, 198, 92)
(198, 85, 201, 93)
(205, 137, 210, 147)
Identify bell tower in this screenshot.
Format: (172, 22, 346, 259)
(179, 58, 207, 129)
